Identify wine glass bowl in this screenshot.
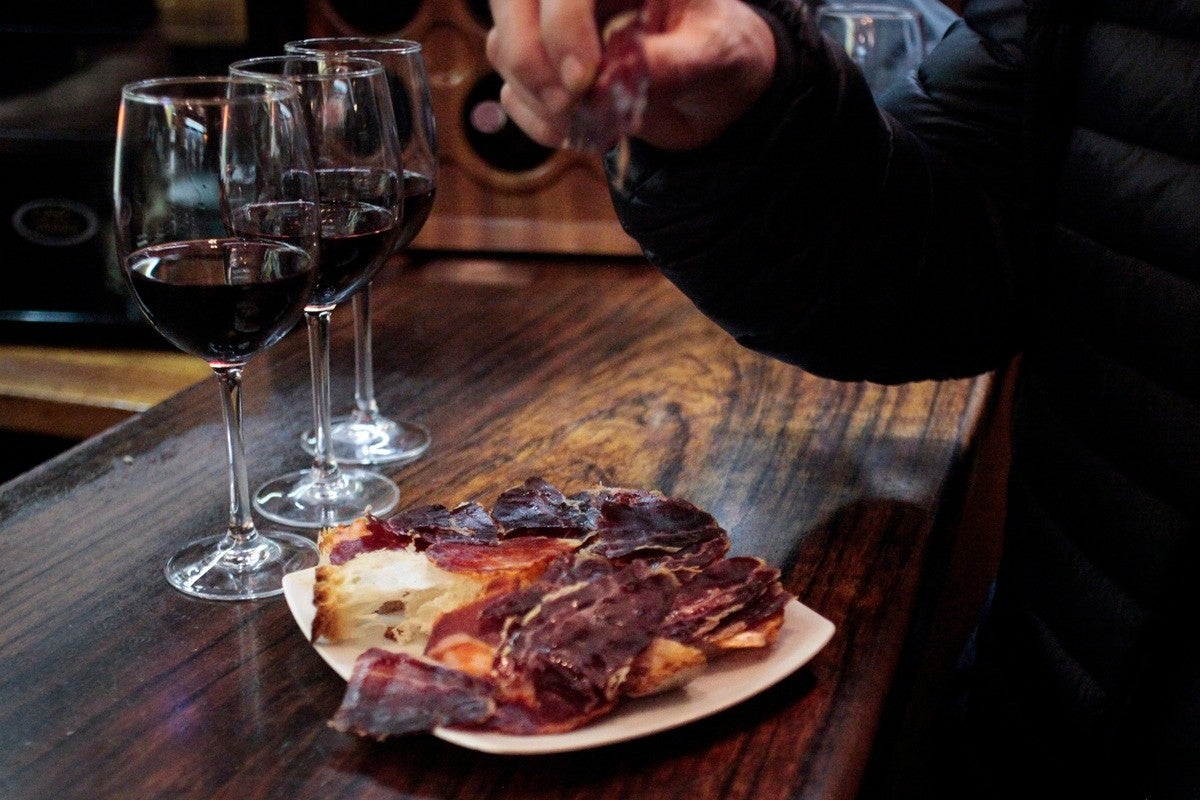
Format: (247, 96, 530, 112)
(817, 2, 924, 97)
(285, 37, 438, 466)
(113, 75, 321, 600)
(228, 54, 405, 529)
(126, 239, 314, 363)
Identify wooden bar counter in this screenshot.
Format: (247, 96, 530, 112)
(0, 254, 994, 800)
(0, 343, 209, 439)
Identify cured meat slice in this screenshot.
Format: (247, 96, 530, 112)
(330, 649, 496, 738)
(491, 560, 679, 733)
(335, 558, 687, 737)
(324, 515, 413, 566)
(581, 488, 730, 573)
(318, 481, 799, 741)
(492, 477, 599, 537)
(425, 536, 581, 584)
(324, 502, 500, 565)
(385, 501, 500, 547)
(659, 557, 792, 653)
(567, 0, 649, 154)
(424, 552, 615, 676)
(423, 585, 541, 677)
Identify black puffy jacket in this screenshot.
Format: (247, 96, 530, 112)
(608, 0, 1200, 796)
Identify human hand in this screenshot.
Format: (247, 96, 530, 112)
(485, 0, 777, 152)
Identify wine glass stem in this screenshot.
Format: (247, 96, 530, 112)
(306, 309, 342, 479)
(351, 285, 381, 420)
(213, 365, 258, 546)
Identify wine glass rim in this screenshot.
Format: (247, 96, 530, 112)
(819, 2, 921, 18)
(229, 54, 387, 80)
(284, 36, 422, 55)
(121, 74, 300, 103)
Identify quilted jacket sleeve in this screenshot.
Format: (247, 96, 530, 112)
(609, 0, 1030, 384)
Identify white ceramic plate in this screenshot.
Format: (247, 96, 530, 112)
(282, 567, 835, 755)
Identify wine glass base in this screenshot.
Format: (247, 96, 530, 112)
(164, 531, 318, 601)
(301, 414, 431, 465)
(252, 467, 401, 529)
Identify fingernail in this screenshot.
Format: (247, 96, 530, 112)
(560, 55, 595, 94)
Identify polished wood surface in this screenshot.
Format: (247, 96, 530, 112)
(0, 343, 209, 439)
(0, 255, 991, 800)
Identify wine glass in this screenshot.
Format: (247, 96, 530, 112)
(285, 37, 437, 466)
(113, 76, 321, 599)
(229, 55, 404, 529)
(817, 2, 924, 97)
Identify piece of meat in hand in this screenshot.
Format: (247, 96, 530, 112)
(567, 0, 649, 154)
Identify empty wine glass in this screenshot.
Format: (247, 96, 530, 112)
(817, 2, 924, 97)
(113, 76, 321, 599)
(285, 37, 437, 466)
(230, 55, 404, 529)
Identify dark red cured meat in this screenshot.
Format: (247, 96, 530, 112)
(582, 490, 730, 573)
(659, 557, 792, 651)
(491, 560, 679, 733)
(328, 515, 413, 565)
(325, 483, 796, 740)
(425, 585, 535, 656)
(426, 552, 616, 656)
(336, 557, 677, 737)
(329, 649, 497, 738)
(567, 2, 649, 153)
(492, 477, 599, 537)
(385, 501, 500, 549)
(423, 535, 580, 578)
(328, 503, 501, 565)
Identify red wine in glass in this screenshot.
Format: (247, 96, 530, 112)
(115, 74, 323, 601)
(396, 171, 436, 248)
(230, 53, 408, 530)
(126, 240, 314, 364)
(312, 202, 398, 307)
(251, 181, 407, 527)
(285, 37, 439, 467)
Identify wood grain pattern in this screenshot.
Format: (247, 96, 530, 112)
(0, 255, 991, 800)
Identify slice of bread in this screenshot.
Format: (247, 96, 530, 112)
(311, 516, 578, 645)
(312, 545, 491, 645)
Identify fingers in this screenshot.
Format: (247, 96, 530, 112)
(487, 0, 605, 148)
(485, 0, 774, 152)
(487, 0, 569, 114)
(488, 0, 601, 107)
(539, 0, 602, 94)
(497, 82, 568, 147)
(635, 0, 778, 150)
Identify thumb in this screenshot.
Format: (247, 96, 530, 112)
(540, 0, 604, 94)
